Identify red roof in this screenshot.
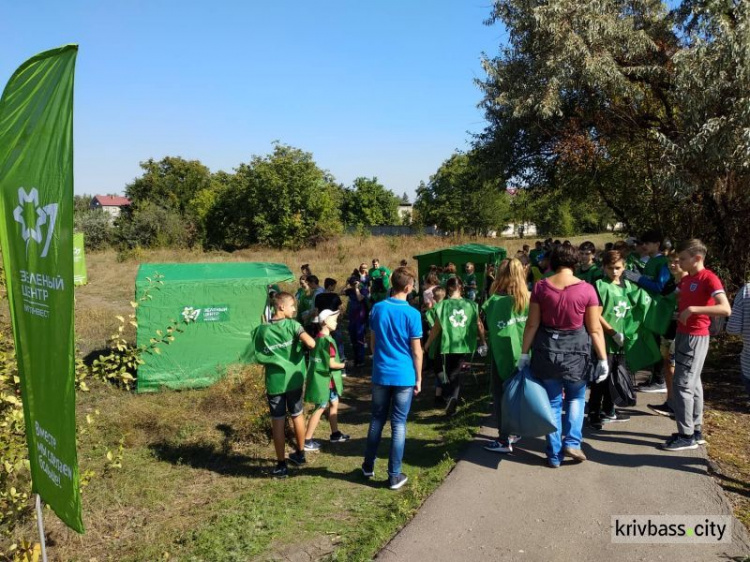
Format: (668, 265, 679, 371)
(93, 195, 131, 207)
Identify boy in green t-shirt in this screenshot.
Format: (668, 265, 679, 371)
(575, 241, 602, 284)
(425, 286, 446, 405)
(253, 292, 316, 478)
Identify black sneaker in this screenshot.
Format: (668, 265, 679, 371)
(288, 451, 306, 465)
(272, 462, 288, 478)
(661, 435, 698, 451)
(588, 416, 603, 430)
(602, 411, 630, 423)
(694, 430, 707, 445)
(434, 395, 446, 407)
(639, 382, 667, 393)
(330, 432, 350, 443)
(648, 402, 674, 417)
(361, 462, 374, 478)
(445, 397, 458, 417)
(389, 473, 408, 490)
(304, 439, 321, 451)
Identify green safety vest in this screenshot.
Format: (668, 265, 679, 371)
(369, 267, 391, 302)
(482, 295, 528, 381)
(644, 291, 677, 336)
(425, 306, 440, 359)
(595, 279, 661, 371)
(575, 264, 603, 284)
(435, 297, 479, 354)
(296, 289, 314, 325)
(253, 319, 307, 395)
(304, 334, 344, 404)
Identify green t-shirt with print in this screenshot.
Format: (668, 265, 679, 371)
(435, 298, 479, 355)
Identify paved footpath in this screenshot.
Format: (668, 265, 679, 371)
(378, 391, 750, 562)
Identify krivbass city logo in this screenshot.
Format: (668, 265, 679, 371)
(13, 187, 58, 258)
(449, 309, 468, 328)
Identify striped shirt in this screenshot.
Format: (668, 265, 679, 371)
(727, 283, 750, 379)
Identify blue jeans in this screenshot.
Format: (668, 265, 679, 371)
(363, 384, 414, 477)
(541, 378, 587, 464)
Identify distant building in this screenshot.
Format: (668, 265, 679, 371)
(397, 204, 413, 222)
(91, 195, 131, 220)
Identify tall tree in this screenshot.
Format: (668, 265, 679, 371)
(205, 143, 342, 249)
(478, 0, 750, 286)
(341, 177, 400, 227)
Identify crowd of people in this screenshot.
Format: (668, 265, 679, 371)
(252, 234, 749, 486)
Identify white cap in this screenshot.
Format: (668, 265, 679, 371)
(314, 309, 340, 324)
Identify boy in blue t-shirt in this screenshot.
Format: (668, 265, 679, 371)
(362, 267, 423, 490)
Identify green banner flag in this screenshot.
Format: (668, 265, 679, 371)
(0, 45, 83, 532)
(73, 232, 87, 286)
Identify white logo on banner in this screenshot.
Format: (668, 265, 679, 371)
(181, 307, 202, 322)
(13, 187, 58, 258)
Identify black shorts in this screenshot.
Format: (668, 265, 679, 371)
(267, 388, 304, 420)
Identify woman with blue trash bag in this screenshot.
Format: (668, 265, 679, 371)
(517, 244, 609, 468)
(482, 258, 529, 454)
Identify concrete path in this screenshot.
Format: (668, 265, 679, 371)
(378, 391, 750, 562)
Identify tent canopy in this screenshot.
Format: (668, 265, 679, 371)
(413, 243, 507, 295)
(135, 262, 293, 392)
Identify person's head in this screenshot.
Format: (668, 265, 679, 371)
(604, 242, 614, 252)
(391, 266, 416, 295)
(324, 278, 337, 292)
(550, 244, 579, 272)
(612, 240, 630, 256)
(535, 241, 543, 250)
(578, 241, 596, 266)
(301, 264, 312, 276)
(399, 259, 408, 267)
(444, 262, 456, 274)
(315, 309, 340, 332)
(601, 250, 625, 282)
(307, 275, 320, 288)
(273, 292, 296, 319)
(668, 251, 685, 279)
(372, 258, 380, 269)
(359, 263, 368, 275)
(522, 244, 530, 253)
(640, 230, 663, 257)
(496, 258, 530, 313)
(347, 275, 359, 288)
(425, 272, 440, 287)
(464, 262, 475, 274)
(433, 286, 446, 303)
(677, 239, 707, 274)
(445, 275, 464, 297)
(563, 240, 572, 247)
(299, 275, 309, 289)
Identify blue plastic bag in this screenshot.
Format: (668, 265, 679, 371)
(501, 366, 557, 437)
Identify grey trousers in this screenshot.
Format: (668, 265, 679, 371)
(672, 333, 710, 436)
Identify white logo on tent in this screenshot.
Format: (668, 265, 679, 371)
(449, 309, 468, 328)
(613, 300, 631, 319)
(181, 307, 202, 322)
(13, 187, 58, 258)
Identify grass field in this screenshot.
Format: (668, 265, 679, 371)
(4, 232, 748, 560)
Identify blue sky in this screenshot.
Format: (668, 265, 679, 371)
(1, 1, 506, 199)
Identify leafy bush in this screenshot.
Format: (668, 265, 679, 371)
(114, 202, 193, 249)
(74, 209, 114, 251)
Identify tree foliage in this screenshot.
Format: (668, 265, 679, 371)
(341, 177, 400, 227)
(205, 143, 342, 249)
(478, 0, 750, 286)
(414, 152, 511, 235)
(74, 209, 114, 251)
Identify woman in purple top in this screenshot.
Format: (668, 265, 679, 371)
(517, 245, 608, 468)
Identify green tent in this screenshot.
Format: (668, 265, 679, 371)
(413, 243, 508, 296)
(135, 262, 293, 392)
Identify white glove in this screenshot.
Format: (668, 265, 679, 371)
(612, 332, 625, 348)
(595, 359, 610, 383)
(516, 353, 530, 370)
(623, 270, 642, 284)
(477, 344, 488, 357)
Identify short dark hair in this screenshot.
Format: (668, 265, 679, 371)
(601, 250, 624, 267)
(578, 241, 596, 253)
(307, 275, 319, 286)
(324, 278, 337, 290)
(446, 275, 464, 295)
(550, 244, 579, 271)
(391, 266, 416, 293)
(640, 230, 662, 244)
(273, 292, 295, 308)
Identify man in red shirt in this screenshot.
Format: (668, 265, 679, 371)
(662, 239, 731, 451)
